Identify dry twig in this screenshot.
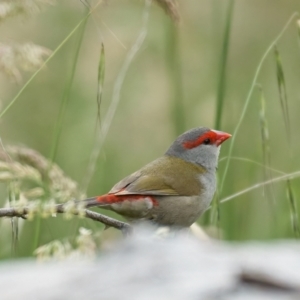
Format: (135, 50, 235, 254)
(0, 205, 132, 234)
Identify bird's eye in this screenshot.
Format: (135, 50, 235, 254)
(203, 138, 210, 145)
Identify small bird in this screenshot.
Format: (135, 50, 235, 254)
(84, 127, 231, 227)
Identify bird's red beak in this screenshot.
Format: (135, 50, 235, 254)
(211, 130, 231, 146)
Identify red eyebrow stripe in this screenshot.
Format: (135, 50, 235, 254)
(183, 131, 217, 149)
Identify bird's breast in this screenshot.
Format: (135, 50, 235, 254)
(197, 171, 216, 207)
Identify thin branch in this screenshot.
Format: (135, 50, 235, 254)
(0, 206, 132, 234)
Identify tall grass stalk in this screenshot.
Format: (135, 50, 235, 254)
(96, 43, 105, 125)
(207, 0, 234, 228)
(166, 19, 185, 136)
(220, 156, 285, 174)
(82, 44, 106, 193)
(34, 6, 91, 252)
(8, 182, 19, 256)
(1, 141, 20, 256)
(297, 20, 300, 47)
(258, 86, 278, 231)
(258, 87, 272, 181)
(274, 46, 291, 145)
(286, 180, 300, 238)
(219, 12, 299, 196)
(0, 2, 102, 120)
(258, 86, 275, 201)
(81, 0, 152, 192)
(214, 0, 234, 130)
(220, 170, 300, 204)
(49, 10, 89, 163)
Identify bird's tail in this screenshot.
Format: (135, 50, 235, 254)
(80, 194, 118, 207)
(55, 196, 104, 212)
(80, 196, 102, 208)
(57, 194, 125, 211)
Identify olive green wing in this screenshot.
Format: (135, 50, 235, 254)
(108, 160, 179, 196)
(108, 156, 203, 196)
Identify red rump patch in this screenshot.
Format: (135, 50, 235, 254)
(96, 194, 159, 206)
(183, 131, 217, 149)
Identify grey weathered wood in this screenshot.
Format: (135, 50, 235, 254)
(0, 229, 300, 299)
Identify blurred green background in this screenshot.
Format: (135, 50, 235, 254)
(1, 0, 300, 258)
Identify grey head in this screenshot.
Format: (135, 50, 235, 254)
(165, 127, 231, 171)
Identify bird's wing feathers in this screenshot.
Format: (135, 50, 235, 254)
(115, 175, 179, 195)
(108, 170, 141, 194)
(109, 171, 179, 196)
(108, 156, 205, 197)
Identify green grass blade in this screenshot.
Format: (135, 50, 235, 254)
(286, 180, 300, 238)
(0, 12, 94, 120)
(166, 19, 185, 136)
(209, 0, 235, 229)
(220, 170, 300, 204)
(274, 46, 291, 144)
(81, 43, 106, 192)
(153, 0, 180, 22)
(219, 12, 299, 196)
(259, 87, 271, 168)
(258, 86, 273, 188)
(258, 85, 277, 229)
(219, 155, 285, 174)
(214, 0, 234, 130)
(81, 0, 152, 192)
(33, 6, 92, 252)
(297, 19, 300, 48)
(49, 9, 89, 163)
(96, 43, 105, 125)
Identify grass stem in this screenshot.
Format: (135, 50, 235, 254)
(219, 12, 299, 196)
